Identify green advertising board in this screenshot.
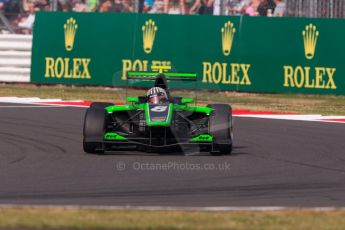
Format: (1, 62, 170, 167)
(31, 12, 345, 95)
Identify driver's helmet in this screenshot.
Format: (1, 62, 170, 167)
(147, 87, 168, 104)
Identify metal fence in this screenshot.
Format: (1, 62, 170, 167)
(286, 0, 345, 18)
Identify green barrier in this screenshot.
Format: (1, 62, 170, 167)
(31, 12, 345, 95)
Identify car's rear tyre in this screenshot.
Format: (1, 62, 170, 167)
(207, 104, 233, 155)
(83, 103, 109, 154)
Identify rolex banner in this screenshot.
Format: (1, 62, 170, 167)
(31, 12, 345, 95)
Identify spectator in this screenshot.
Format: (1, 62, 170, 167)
(184, 0, 199, 14)
(213, 0, 222, 15)
(107, 0, 126, 12)
(148, 0, 164, 13)
(188, 0, 201, 14)
(229, 0, 250, 15)
(71, 0, 100, 12)
(193, 0, 214, 15)
(217, 0, 242, 15)
(99, 0, 112, 12)
(142, 0, 154, 13)
(73, 0, 100, 12)
(73, 2, 90, 12)
(257, 0, 275, 16)
(15, 1, 38, 34)
(273, 0, 285, 16)
(35, 0, 50, 11)
(245, 0, 260, 16)
(122, 0, 134, 12)
(3, 0, 20, 21)
(86, 0, 99, 11)
(0, 0, 9, 11)
(164, 0, 184, 14)
(58, 0, 73, 11)
(22, 0, 29, 11)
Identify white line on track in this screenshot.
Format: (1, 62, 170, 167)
(33, 103, 89, 108)
(0, 105, 69, 108)
(0, 97, 65, 103)
(235, 114, 345, 124)
(0, 204, 344, 212)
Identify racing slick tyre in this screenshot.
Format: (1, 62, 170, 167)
(207, 104, 233, 155)
(83, 103, 109, 154)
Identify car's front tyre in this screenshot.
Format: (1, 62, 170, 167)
(207, 104, 233, 155)
(83, 103, 109, 154)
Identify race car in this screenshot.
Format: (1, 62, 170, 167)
(83, 67, 233, 155)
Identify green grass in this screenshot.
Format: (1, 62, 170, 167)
(0, 208, 345, 230)
(1, 83, 345, 115)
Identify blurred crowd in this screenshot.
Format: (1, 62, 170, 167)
(0, 0, 286, 34)
(139, 0, 285, 16)
(227, 0, 286, 16)
(63, 0, 286, 16)
(0, 0, 49, 33)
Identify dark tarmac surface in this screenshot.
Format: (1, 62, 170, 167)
(0, 103, 345, 207)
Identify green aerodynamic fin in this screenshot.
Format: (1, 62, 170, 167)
(174, 104, 213, 115)
(104, 132, 127, 141)
(105, 104, 145, 113)
(190, 134, 213, 143)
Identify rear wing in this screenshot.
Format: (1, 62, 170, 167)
(127, 66, 197, 81)
(127, 72, 197, 81)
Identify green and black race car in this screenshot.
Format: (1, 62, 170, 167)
(83, 67, 233, 155)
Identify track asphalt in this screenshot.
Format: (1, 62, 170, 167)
(0, 103, 345, 207)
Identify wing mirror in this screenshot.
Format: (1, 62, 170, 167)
(181, 98, 194, 104)
(126, 97, 139, 103)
